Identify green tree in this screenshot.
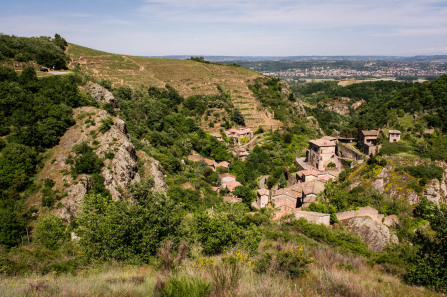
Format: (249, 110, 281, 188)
(33, 215, 69, 250)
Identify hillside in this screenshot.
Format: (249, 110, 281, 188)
(3, 35, 447, 296)
(67, 44, 283, 131)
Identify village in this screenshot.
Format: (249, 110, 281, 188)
(188, 126, 403, 224)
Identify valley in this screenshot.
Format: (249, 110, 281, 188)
(1, 34, 447, 296)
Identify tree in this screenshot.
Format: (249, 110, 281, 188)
(232, 107, 245, 126)
(33, 215, 69, 250)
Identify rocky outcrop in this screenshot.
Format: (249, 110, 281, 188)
(83, 82, 119, 108)
(341, 217, 398, 252)
(96, 115, 140, 200)
(326, 103, 350, 115)
(35, 106, 141, 221)
(136, 150, 167, 192)
(423, 179, 442, 204)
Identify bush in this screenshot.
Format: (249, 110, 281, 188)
(254, 245, 314, 278)
(160, 274, 211, 297)
(33, 215, 69, 250)
(99, 117, 113, 133)
(402, 165, 443, 181)
(284, 218, 371, 256)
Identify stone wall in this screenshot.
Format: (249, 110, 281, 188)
(335, 206, 384, 223)
(337, 143, 363, 161)
(294, 210, 330, 226)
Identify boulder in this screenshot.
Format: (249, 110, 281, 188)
(84, 82, 119, 108)
(341, 217, 398, 252)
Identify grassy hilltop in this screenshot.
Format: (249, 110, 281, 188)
(67, 44, 283, 131)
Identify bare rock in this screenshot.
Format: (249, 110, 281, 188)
(423, 179, 442, 204)
(136, 150, 167, 192)
(383, 215, 399, 227)
(351, 99, 365, 110)
(34, 106, 140, 220)
(84, 82, 118, 108)
(371, 179, 385, 192)
(341, 217, 397, 252)
(407, 189, 419, 205)
(326, 103, 350, 115)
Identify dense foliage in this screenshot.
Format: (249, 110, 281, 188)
(0, 34, 68, 69)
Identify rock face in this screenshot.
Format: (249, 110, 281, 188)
(84, 82, 119, 108)
(96, 116, 141, 200)
(423, 179, 442, 204)
(341, 217, 398, 252)
(35, 106, 142, 221)
(326, 103, 350, 115)
(136, 150, 167, 192)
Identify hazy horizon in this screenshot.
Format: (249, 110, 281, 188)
(1, 0, 446, 57)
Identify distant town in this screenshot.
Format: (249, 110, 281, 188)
(234, 60, 447, 82)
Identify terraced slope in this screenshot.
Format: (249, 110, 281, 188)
(67, 44, 282, 131)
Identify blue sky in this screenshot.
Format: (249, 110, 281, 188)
(1, 0, 446, 56)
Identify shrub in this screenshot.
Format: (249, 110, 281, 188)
(99, 117, 114, 133)
(254, 245, 314, 278)
(160, 274, 211, 297)
(402, 165, 443, 181)
(33, 215, 69, 250)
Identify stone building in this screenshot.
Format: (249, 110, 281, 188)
(306, 138, 337, 171)
(388, 130, 401, 142)
(359, 130, 381, 156)
(225, 128, 254, 143)
(256, 188, 270, 208)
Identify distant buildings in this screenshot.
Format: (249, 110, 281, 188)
(225, 128, 254, 143)
(388, 130, 401, 142)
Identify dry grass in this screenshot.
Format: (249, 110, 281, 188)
(0, 251, 443, 297)
(66, 43, 282, 131)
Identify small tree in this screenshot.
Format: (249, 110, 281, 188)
(33, 215, 68, 250)
(232, 108, 245, 126)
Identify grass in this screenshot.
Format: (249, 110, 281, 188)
(66, 43, 283, 131)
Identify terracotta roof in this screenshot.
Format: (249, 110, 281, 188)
(309, 139, 336, 147)
(257, 189, 269, 196)
(272, 188, 302, 199)
(388, 130, 401, 134)
(216, 161, 229, 168)
(226, 180, 242, 192)
(219, 173, 236, 179)
(297, 168, 323, 177)
(361, 130, 379, 136)
(203, 158, 215, 166)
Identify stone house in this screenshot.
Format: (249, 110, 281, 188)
(225, 128, 254, 143)
(296, 168, 335, 183)
(290, 180, 325, 207)
(306, 138, 338, 171)
(219, 173, 236, 184)
(271, 188, 301, 213)
(388, 130, 401, 142)
(359, 130, 381, 156)
(256, 188, 270, 208)
(204, 158, 216, 171)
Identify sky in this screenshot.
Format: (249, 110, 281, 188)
(1, 0, 447, 56)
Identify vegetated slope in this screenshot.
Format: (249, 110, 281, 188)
(0, 34, 68, 70)
(67, 44, 283, 131)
